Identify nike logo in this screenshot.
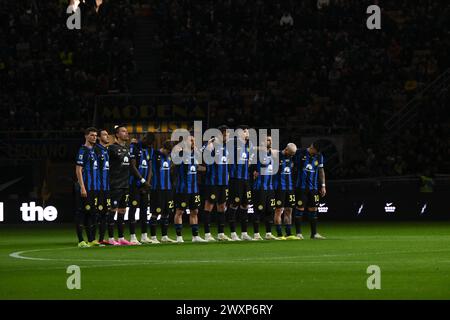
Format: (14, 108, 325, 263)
(357, 204, 364, 215)
(386, 203, 393, 206)
(0, 177, 23, 192)
(319, 203, 325, 207)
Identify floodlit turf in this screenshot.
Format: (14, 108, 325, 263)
(1, 222, 450, 299)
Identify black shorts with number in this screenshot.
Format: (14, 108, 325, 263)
(203, 185, 228, 204)
(252, 189, 275, 212)
(151, 189, 175, 215)
(175, 193, 201, 210)
(228, 179, 252, 207)
(295, 189, 320, 209)
(110, 188, 129, 209)
(129, 185, 150, 209)
(97, 191, 111, 213)
(79, 191, 98, 213)
(275, 189, 296, 208)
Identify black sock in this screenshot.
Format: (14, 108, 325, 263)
(107, 211, 115, 238)
(218, 211, 225, 233)
(117, 213, 125, 238)
(129, 208, 136, 235)
(150, 218, 157, 237)
(76, 224, 84, 242)
(276, 224, 283, 237)
(285, 223, 292, 236)
(227, 207, 237, 233)
(84, 213, 94, 242)
(161, 217, 169, 236)
(265, 220, 272, 234)
(311, 216, 318, 237)
(98, 213, 107, 241)
(90, 212, 97, 241)
(203, 209, 211, 234)
(175, 224, 182, 236)
(294, 208, 304, 234)
(240, 208, 248, 233)
(140, 207, 148, 234)
(191, 224, 199, 237)
(253, 211, 260, 234)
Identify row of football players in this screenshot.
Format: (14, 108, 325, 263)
(75, 125, 327, 247)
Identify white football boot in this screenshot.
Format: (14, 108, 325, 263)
(311, 233, 326, 240)
(230, 232, 242, 241)
(161, 235, 176, 243)
(192, 236, 207, 243)
(217, 233, 232, 241)
(253, 233, 264, 241)
(204, 233, 216, 242)
(241, 232, 253, 241)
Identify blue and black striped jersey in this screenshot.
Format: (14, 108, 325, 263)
(129, 142, 154, 187)
(273, 151, 294, 191)
(94, 143, 110, 191)
(76, 145, 100, 192)
(253, 150, 275, 191)
(294, 148, 324, 191)
(204, 142, 229, 186)
(175, 150, 199, 194)
(229, 137, 253, 181)
(151, 150, 172, 190)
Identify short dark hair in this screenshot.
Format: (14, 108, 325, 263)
(218, 125, 229, 133)
(311, 141, 321, 152)
(97, 128, 108, 135)
(143, 132, 155, 144)
(84, 127, 98, 135)
(237, 124, 249, 130)
(162, 139, 173, 151)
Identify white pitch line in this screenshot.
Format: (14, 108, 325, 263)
(8, 247, 450, 266)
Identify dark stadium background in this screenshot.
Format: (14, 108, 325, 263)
(0, 0, 449, 223)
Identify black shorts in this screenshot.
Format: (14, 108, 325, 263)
(175, 193, 201, 210)
(252, 190, 275, 212)
(275, 189, 296, 208)
(295, 189, 320, 209)
(110, 188, 129, 209)
(80, 191, 98, 213)
(228, 179, 252, 207)
(129, 185, 150, 209)
(203, 185, 228, 204)
(150, 189, 175, 215)
(97, 191, 111, 213)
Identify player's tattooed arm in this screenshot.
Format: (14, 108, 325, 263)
(75, 165, 87, 197)
(319, 167, 326, 197)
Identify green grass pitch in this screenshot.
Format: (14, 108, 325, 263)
(1, 221, 450, 299)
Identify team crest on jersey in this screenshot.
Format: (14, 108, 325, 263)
(314, 160, 319, 166)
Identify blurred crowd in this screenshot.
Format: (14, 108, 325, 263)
(1, 0, 449, 177)
(150, 0, 450, 177)
(0, 0, 136, 131)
